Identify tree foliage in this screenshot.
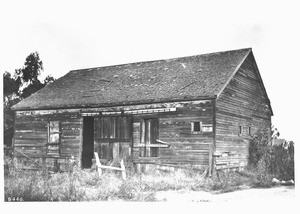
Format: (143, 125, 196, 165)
(3, 71, 21, 98)
(15, 52, 43, 84)
(271, 125, 280, 139)
(248, 128, 294, 182)
(3, 52, 55, 129)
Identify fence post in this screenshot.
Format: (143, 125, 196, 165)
(94, 152, 102, 177)
(120, 159, 126, 180)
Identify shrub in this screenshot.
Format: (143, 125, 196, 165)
(253, 159, 274, 188)
(248, 128, 271, 167)
(248, 128, 294, 184)
(271, 142, 294, 180)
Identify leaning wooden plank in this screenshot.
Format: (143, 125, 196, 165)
(97, 165, 125, 171)
(120, 159, 126, 180)
(156, 139, 171, 145)
(94, 152, 102, 176)
(94, 152, 126, 180)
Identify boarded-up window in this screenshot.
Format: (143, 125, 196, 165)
(95, 116, 132, 140)
(47, 121, 60, 155)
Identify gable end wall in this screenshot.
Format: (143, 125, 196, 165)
(215, 54, 272, 169)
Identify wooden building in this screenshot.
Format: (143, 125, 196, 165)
(11, 48, 273, 173)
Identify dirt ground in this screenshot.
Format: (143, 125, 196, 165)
(154, 185, 295, 202)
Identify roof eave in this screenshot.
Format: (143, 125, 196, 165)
(12, 95, 217, 111)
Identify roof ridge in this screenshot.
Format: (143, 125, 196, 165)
(69, 47, 252, 73)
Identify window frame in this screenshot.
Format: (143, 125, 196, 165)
(95, 115, 132, 142)
(191, 121, 202, 134)
(140, 117, 159, 158)
(47, 121, 61, 155)
(238, 125, 252, 137)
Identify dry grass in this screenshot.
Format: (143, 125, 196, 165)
(6, 151, 291, 201)
(5, 159, 270, 202)
(4, 165, 210, 201)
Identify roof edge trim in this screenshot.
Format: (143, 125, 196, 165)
(12, 96, 217, 111)
(216, 48, 252, 98)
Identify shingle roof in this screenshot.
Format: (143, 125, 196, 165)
(12, 48, 252, 110)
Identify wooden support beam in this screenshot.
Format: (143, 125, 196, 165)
(120, 159, 126, 180)
(134, 144, 170, 148)
(94, 152, 102, 176)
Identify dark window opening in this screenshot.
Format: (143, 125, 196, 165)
(239, 125, 243, 135)
(192, 121, 202, 132)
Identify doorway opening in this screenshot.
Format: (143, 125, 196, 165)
(82, 117, 94, 168)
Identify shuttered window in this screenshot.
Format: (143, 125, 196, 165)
(95, 116, 132, 140)
(47, 121, 61, 155)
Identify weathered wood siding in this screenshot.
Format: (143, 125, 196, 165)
(13, 109, 82, 169)
(215, 53, 272, 169)
(13, 100, 214, 169)
(131, 100, 214, 166)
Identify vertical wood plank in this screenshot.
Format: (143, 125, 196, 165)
(94, 152, 102, 177)
(120, 159, 126, 180)
(113, 142, 119, 159)
(151, 118, 159, 157)
(78, 118, 83, 169)
(110, 117, 116, 138)
(209, 99, 216, 176)
(100, 117, 104, 138)
(145, 120, 151, 157)
(135, 163, 141, 173)
(140, 120, 145, 157)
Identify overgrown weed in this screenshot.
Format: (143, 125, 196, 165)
(4, 128, 294, 202)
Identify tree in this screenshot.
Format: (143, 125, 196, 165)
(14, 52, 54, 99)
(3, 72, 21, 129)
(15, 52, 43, 84)
(3, 52, 55, 129)
(271, 125, 280, 139)
(3, 71, 21, 99)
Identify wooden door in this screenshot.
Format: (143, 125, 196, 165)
(94, 116, 132, 162)
(142, 118, 159, 157)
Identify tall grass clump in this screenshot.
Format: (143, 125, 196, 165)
(4, 157, 86, 201)
(4, 157, 214, 201)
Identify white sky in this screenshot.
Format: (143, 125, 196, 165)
(1, 0, 299, 143)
